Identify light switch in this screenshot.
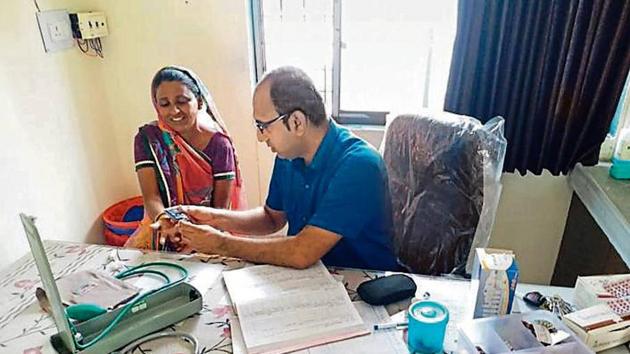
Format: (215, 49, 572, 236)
(70, 12, 108, 39)
(36, 10, 74, 52)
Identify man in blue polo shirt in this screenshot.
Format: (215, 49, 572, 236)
(172, 66, 399, 271)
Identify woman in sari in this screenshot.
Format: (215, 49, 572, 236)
(125, 66, 245, 250)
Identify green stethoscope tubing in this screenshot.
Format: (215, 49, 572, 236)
(67, 261, 189, 350)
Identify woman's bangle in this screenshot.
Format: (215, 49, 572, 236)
(153, 211, 167, 223)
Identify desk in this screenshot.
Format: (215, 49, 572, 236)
(569, 163, 630, 264)
(553, 164, 630, 286)
(0, 241, 627, 353)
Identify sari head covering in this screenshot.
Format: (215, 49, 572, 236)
(148, 65, 245, 210)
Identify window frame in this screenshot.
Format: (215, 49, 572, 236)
(599, 72, 629, 161)
(250, 0, 387, 125)
(616, 75, 630, 133)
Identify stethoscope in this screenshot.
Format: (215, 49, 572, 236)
(65, 262, 197, 352)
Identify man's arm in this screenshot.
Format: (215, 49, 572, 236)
(176, 222, 341, 269)
(180, 205, 287, 235)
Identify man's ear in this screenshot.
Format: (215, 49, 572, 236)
(291, 111, 307, 136)
(197, 98, 204, 110)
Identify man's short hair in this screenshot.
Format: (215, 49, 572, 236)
(261, 66, 327, 126)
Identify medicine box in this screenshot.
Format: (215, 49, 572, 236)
(470, 248, 519, 318)
(574, 274, 630, 310)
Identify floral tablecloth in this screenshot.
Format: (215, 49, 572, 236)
(0, 241, 389, 354)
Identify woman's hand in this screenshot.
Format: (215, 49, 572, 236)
(148, 214, 181, 249)
(125, 214, 177, 250)
(150, 214, 177, 234)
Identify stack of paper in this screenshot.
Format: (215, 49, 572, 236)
(223, 262, 369, 354)
(231, 301, 409, 354)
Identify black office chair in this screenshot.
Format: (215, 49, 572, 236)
(382, 113, 505, 276)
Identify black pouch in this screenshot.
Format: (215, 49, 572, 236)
(357, 274, 417, 306)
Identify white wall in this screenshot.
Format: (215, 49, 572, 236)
(489, 173, 572, 284)
(1, 0, 119, 268)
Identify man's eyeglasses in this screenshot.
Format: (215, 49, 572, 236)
(254, 112, 289, 133)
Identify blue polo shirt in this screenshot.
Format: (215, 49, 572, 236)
(266, 120, 399, 271)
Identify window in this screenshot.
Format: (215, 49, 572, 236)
(610, 74, 630, 137)
(251, 0, 458, 125)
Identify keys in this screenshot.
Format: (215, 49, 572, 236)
(542, 295, 575, 318)
(523, 291, 575, 318)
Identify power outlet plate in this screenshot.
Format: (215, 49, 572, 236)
(72, 12, 108, 39)
(36, 10, 74, 52)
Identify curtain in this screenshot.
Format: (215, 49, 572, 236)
(444, 0, 630, 175)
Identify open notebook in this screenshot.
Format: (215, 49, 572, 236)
(223, 262, 369, 354)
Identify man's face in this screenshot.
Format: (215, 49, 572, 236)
(252, 83, 301, 159)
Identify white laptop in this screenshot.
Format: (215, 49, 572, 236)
(19, 213, 77, 352)
(19, 213, 204, 354)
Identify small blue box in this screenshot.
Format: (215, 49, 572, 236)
(610, 156, 630, 180)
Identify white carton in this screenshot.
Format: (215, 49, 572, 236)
(563, 304, 630, 352)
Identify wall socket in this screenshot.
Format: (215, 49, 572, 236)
(36, 9, 74, 52)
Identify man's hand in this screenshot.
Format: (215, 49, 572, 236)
(173, 220, 222, 254)
(166, 234, 195, 254)
(175, 205, 222, 226)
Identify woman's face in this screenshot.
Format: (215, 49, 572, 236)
(154, 81, 201, 132)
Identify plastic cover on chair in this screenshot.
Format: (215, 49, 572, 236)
(381, 112, 506, 275)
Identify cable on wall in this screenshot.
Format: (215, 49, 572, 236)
(76, 38, 104, 58)
(76, 39, 98, 57)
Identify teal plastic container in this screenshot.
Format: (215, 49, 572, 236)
(610, 156, 630, 180)
(408, 300, 449, 353)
